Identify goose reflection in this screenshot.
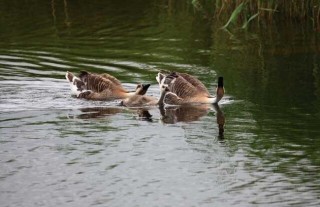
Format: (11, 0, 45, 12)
(159, 104, 209, 123)
(159, 103, 225, 136)
(136, 109, 153, 122)
(66, 104, 225, 135)
(69, 106, 153, 121)
(74, 107, 124, 119)
(213, 103, 225, 137)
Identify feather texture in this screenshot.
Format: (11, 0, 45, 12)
(66, 71, 149, 101)
(156, 72, 224, 105)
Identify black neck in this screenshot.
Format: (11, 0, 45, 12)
(218, 77, 223, 88)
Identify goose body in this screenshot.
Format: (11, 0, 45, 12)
(66, 71, 150, 100)
(156, 72, 224, 105)
(121, 84, 169, 107)
(121, 95, 158, 107)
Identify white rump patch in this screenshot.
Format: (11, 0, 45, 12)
(159, 75, 167, 93)
(156, 73, 166, 88)
(156, 73, 161, 84)
(65, 72, 82, 96)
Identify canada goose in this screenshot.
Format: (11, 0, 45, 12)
(156, 72, 224, 104)
(121, 84, 169, 107)
(66, 71, 150, 100)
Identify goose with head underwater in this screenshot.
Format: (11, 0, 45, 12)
(66, 71, 150, 101)
(120, 83, 169, 107)
(156, 71, 224, 105)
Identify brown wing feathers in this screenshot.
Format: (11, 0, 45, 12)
(100, 73, 122, 87)
(177, 73, 210, 96)
(79, 71, 127, 93)
(168, 75, 200, 100)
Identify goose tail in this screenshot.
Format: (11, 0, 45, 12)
(65, 71, 85, 96)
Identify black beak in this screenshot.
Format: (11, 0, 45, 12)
(142, 84, 151, 91)
(218, 77, 223, 88)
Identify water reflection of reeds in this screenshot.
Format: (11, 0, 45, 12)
(191, 0, 320, 30)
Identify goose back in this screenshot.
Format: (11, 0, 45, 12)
(66, 71, 151, 100)
(157, 73, 224, 105)
(177, 73, 210, 96)
(100, 73, 122, 87)
(79, 71, 127, 93)
(121, 95, 158, 107)
(158, 72, 210, 99)
(167, 75, 201, 101)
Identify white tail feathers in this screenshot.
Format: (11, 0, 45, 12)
(65, 72, 84, 96)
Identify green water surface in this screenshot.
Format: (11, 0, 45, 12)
(0, 1, 320, 206)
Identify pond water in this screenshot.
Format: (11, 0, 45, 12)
(1, 1, 320, 206)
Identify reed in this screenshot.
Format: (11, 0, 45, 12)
(192, 0, 320, 30)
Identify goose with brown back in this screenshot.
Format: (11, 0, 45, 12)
(156, 72, 224, 105)
(121, 84, 169, 107)
(66, 71, 150, 101)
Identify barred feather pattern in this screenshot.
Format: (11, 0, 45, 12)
(164, 92, 186, 105)
(100, 73, 122, 87)
(168, 76, 200, 101)
(177, 73, 210, 96)
(84, 73, 127, 93)
(160, 72, 211, 102)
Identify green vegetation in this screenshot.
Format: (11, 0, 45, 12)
(192, 0, 320, 30)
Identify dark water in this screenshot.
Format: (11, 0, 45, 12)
(1, 1, 320, 206)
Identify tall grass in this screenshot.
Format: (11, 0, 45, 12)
(192, 0, 320, 30)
